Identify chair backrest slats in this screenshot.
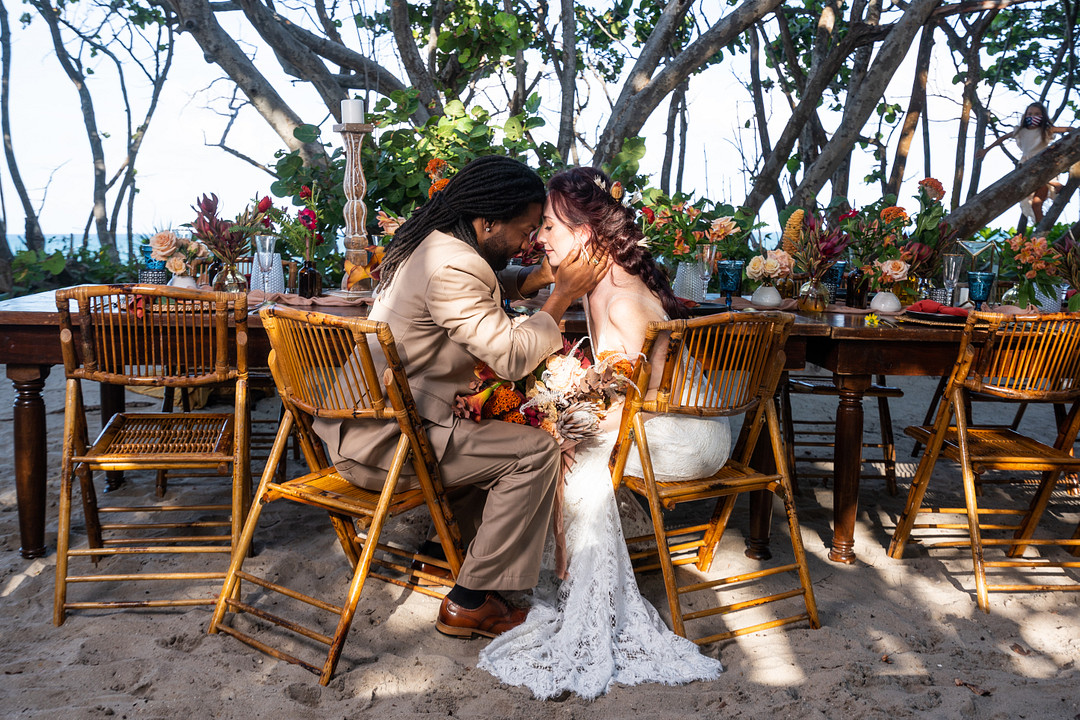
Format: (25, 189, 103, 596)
(963, 312, 1080, 401)
(57, 285, 245, 386)
(261, 306, 391, 419)
(644, 312, 793, 417)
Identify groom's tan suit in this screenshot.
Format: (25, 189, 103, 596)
(313, 231, 563, 591)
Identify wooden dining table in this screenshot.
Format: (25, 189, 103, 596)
(0, 288, 965, 565)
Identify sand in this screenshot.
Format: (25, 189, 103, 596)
(1, 371, 1079, 719)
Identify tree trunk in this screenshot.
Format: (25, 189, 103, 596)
(660, 80, 686, 195)
(834, 0, 881, 202)
(886, 24, 934, 199)
(950, 12, 995, 211)
(789, 0, 942, 210)
(749, 24, 786, 216)
(743, 21, 889, 215)
(594, 0, 781, 167)
(1035, 161, 1080, 234)
(945, 132, 1080, 239)
(556, 0, 576, 161)
(0, 0, 43, 254)
(34, 0, 116, 258)
(167, 0, 327, 162)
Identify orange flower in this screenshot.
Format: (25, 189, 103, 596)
(425, 157, 449, 178)
(880, 206, 909, 225)
(485, 384, 524, 417)
(918, 177, 945, 202)
(429, 177, 450, 197)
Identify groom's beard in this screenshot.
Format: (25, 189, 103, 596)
(477, 230, 516, 273)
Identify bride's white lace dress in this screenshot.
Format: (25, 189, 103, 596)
(478, 290, 731, 698)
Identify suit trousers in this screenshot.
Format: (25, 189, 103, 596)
(336, 418, 560, 592)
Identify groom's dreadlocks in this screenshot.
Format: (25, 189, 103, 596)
(377, 155, 546, 290)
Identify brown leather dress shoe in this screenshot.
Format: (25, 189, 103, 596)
(435, 592, 527, 639)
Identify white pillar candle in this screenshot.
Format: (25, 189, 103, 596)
(341, 99, 364, 124)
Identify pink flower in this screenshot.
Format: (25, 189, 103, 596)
(877, 258, 909, 282)
(376, 210, 404, 237)
(149, 231, 178, 261)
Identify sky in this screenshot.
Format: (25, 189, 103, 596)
(3, 8, 1073, 249)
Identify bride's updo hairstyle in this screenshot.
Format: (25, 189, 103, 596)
(546, 167, 687, 319)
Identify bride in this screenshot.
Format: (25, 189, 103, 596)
(478, 167, 731, 699)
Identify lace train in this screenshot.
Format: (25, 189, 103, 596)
(478, 415, 730, 699)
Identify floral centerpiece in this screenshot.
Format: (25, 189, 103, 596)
(781, 208, 849, 311)
(190, 193, 270, 290)
(1056, 233, 1080, 311)
(745, 248, 794, 286)
(147, 230, 210, 281)
(999, 233, 1062, 309)
(635, 190, 754, 266)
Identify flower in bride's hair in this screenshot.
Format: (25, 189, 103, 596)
(593, 176, 608, 194)
(610, 181, 624, 201)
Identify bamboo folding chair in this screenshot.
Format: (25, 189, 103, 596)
(610, 312, 819, 645)
(208, 304, 463, 685)
(888, 312, 1080, 612)
(53, 284, 250, 625)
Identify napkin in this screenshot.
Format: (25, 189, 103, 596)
(906, 299, 968, 317)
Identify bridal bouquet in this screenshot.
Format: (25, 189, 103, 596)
(453, 339, 636, 443)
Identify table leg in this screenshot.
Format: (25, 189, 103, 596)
(8, 364, 51, 559)
(829, 373, 871, 564)
(100, 384, 125, 491)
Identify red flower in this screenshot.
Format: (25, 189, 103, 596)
(641, 207, 655, 224)
(840, 209, 859, 220)
(315, 232, 325, 246)
(257, 196, 272, 213)
(299, 208, 317, 230)
(300, 186, 312, 200)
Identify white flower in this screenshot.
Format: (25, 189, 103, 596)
(763, 257, 781, 278)
(165, 254, 187, 275)
(746, 255, 766, 281)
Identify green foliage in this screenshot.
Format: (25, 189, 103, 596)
(4, 247, 137, 299)
(269, 124, 346, 275)
(361, 88, 560, 222)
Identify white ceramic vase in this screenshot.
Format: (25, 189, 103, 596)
(751, 283, 782, 307)
(168, 274, 199, 290)
(869, 289, 901, 313)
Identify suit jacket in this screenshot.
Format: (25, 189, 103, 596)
(313, 230, 563, 472)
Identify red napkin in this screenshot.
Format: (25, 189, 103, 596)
(906, 299, 968, 317)
(677, 296, 700, 309)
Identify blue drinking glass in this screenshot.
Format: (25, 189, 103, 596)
(967, 271, 995, 309)
(718, 260, 744, 311)
(823, 261, 847, 303)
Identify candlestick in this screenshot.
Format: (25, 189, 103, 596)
(341, 99, 364, 124)
(334, 122, 375, 293)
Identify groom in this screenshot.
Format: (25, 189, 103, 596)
(314, 156, 609, 637)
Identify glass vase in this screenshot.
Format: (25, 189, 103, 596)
(672, 260, 705, 303)
(895, 276, 920, 306)
(298, 259, 323, 298)
(213, 263, 248, 293)
(845, 266, 869, 309)
(775, 275, 798, 299)
(796, 279, 829, 314)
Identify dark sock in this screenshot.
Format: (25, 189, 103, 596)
(420, 540, 447, 561)
(446, 585, 487, 610)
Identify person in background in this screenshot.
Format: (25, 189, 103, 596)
(978, 102, 1077, 223)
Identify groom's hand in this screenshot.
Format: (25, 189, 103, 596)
(541, 245, 611, 322)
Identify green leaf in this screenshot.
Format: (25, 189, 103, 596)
(444, 100, 466, 118)
(43, 251, 67, 275)
(503, 115, 524, 141)
(293, 124, 320, 143)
